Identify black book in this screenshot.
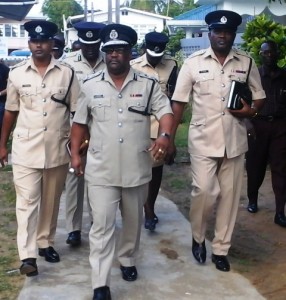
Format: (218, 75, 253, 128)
(227, 80, 252, 110)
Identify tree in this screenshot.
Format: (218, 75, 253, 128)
(42, 0, 83, 32)
(241, 14, 286, 67)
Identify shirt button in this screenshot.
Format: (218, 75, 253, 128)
(41, 83, 46, 88)
(221, 97, 225, 101)
(118, 94, 122, 99)
(43, 112, 47, 116)
(118, 108, 123, 113)
(43, 126, 47, 131)
(118, 122, 122, 127)
(221, 112, 225, 115)
(42, 98, 46, 102)
(221, 83, 225, 87)
(119, 138, 124, 143)
(221, 70, 224, 74)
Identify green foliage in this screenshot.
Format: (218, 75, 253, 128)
(164, 28, 186, 56)
(241, 14, 286, 67)
(42, 0, 83, 32)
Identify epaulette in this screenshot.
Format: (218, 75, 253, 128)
(137, 71, 158, 82)
(10, 59, 28, 70)
(62, 51, 77, 60)
(189, 49, 206, 58)
(164, 54, 175, 60)
(233, 48, 250, 58)
(59, 60, 74, 70)
(130, 56, 143, 65)
(83, 70, 103, 83)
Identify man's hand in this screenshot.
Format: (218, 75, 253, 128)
(149, 136, 170, 162)
(228, 99, 256, 118)
(0, 146, 8, 168)
(71, 154, 83, 176)
(165, 141, 176, 165)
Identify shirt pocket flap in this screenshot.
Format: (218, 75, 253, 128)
(190, 115, 206, 126)
(51, 87, 68, 101)
(90, 98, 111, 108)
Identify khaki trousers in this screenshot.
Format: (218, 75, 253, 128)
(13, 164, 68, 260)
(88, 183, 148, 289)
(190, 154, 244, 255)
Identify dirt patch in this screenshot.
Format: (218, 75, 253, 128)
(161, 161, 286, 300)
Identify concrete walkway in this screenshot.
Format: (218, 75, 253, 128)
(18, 194, 265, 300)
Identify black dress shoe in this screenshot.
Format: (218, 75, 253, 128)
(274, 213, 286, 227)
(144, 218, 156, 231)
(20, 258, 38, 277)
(153, 214, 159, 224)
(38, 246, 60, 263)
(192, 238, 206, 264)
(120, 265, 137, 281)
(212, 254, 230, 272)
(66, 230, 81, 246)
(247, 203, 258, 213)
(93, 286, 111, 300)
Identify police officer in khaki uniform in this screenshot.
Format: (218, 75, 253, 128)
(170, 10, 265, 272)
(62, 22, 106, 247)
(131, 31, 177, 231)
(0, 20, 79, 277)
(70, 24, 173, 300)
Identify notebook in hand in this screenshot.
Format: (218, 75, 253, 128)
(227, 80, 252, 110)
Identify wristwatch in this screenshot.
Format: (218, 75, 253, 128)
(160, 132, 171, 139)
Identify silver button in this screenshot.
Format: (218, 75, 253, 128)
(42, 98, 46, 102)
(41, 83, 46, 88)
(118, 108, 123, 113)
(118, 94, 122, 99)
(221, 97, 225, 101)
(43, 112, 47, 116)
(221, 112, 225, 115)
(118, 122, 122, 127)
(221, 83, 225, 87)
(43, 126, 47, 131)
(137, 102, 141, 106)
(221, 70, 224, 74)
(119, 138, 124, 143)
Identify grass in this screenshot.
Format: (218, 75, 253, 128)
(0, 168, 24, 300)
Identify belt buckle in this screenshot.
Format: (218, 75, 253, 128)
(267, 116, 274, 122)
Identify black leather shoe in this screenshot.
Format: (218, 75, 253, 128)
(66, 230, 81, 246)
(93, 286, 111, 300)
(38, 246, 60, 263)
(247, 203, 258, 213)
(144, 218, 156, 231)
(212, 254, 230, 272)
(153, 214, 159, 224)
(20, 258, 38, 277)
(192, 238, 206, 264)
(274, 213, 286, 227)
(120, 265, 137, 281)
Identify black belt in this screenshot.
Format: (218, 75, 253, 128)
(256, 115, 286, 122)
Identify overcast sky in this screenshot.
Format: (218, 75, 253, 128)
(28, 0, 126, 16)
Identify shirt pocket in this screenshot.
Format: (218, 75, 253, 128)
(19, 87, 37, 109)
(190, 114, 206, 126)
(12, 128, 29, 140)
(196, 73, 214, 95)
(51, 87, 69, 108)
(126, 99, 147, 122)
(90, 98, 111, 122)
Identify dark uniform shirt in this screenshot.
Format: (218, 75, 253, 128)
(258, 66, 286, 118)
(0, 62, 10, 103)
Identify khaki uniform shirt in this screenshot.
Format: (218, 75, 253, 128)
(6, 57, 79, 168)
(62, 50, 105, 83)
(172, 47, 266, 158)
(130, 53, 177, 138)
(73, 68, 173, 187)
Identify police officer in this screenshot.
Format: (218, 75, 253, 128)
(70, 24, 173, 300)
(131, 31, 178, 231)
(0, 20, 79, 276)
(62, 22, 106, 247)
(52, 34, 65, 59)
(170, 10, 265, 272)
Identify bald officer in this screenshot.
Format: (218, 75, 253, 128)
(170, 10, 265, 272)
(70, 24, 173, 300)
(62, 22, 106, 247)
(131, 31, 177, 231)
(0, 20, 79, 276)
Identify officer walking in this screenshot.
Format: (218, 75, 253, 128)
(131, 31, 178, 231)
(62, 22, 106, 247)
(0, 20, 79, 276)
(170, 10, 265, 272)
(70, 24, 173, 300)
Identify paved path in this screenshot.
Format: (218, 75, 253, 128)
(18, 194, 265, 300)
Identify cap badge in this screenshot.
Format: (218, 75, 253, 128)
(220, 16, 227, 24)
(110, 30, 118, 40)
(86, 31, 93, 38)
(154, 46, 160, 53)
(35, 26, 42, 33)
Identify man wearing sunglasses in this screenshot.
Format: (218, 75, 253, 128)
(70, 24, 173, 300)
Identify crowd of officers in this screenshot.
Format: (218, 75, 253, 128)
(0, 8, 285, 300)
